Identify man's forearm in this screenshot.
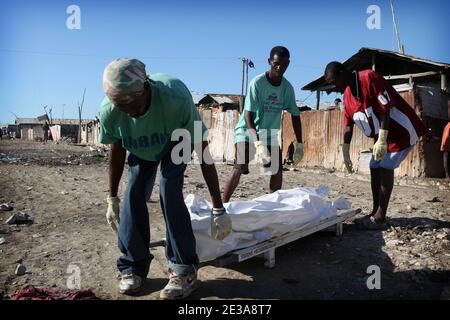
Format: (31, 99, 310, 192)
(109, 141, 126, 197)
(199, 141, 223, 208)
(244, 111, 259, 142)
(379, 110, 390, 130)
(291, 114, 302, 143)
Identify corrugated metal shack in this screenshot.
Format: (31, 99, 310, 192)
(80, 118, 100, 145)
(196, 94, 242, 161)
(294, 47, 450, 178)
(198, 109, 239, 162)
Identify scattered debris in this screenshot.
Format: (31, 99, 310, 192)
(0, 153, 19, 162)
(0, 203, 13, 211)
(15, 264, 26, 276)
(6, 211, 33, 225)
(0, 237, 6, 245)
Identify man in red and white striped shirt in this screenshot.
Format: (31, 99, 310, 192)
(324, 61, 426, 229)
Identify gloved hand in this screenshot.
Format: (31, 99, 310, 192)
(373, 129, 388, 161)
(106, 196, 120, 233)
(342, 143, 353, 173)
(254, 141, 271, 165)
(211, 208, 232, 240)
(292, 142, 304, 165)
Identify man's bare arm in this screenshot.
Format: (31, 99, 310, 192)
(244, 111, 258, 142)
(198, 141, 223, 209)
(109, 141, 126, 197)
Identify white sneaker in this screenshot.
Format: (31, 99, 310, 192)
(119, 273, 143, 294)
(159, 269, 198, 300)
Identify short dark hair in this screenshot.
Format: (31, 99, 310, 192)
(270, 46, 290, 59)
(334, 98, 342, 103)
(324, 61, 345, 79)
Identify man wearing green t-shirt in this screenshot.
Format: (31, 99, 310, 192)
(100, 58, 232, 299)
(222, 46, 304, 203)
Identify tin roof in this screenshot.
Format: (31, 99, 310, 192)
(302, 47, 450, 92)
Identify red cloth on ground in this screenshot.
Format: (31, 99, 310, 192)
(8, 285, 98, 300)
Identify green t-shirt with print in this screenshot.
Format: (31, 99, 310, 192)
(234, 72, 300, 146)
(99, 73, 207, 161)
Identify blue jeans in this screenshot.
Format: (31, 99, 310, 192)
(117, 152, 199, 278)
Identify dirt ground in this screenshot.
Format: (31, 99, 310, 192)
(0, 139, 449, 300)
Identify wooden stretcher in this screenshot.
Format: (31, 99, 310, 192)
(149, 208, 360, 269)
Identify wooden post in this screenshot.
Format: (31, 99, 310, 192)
(316, 90, 320, 110)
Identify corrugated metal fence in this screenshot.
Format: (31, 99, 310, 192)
(197, 104, 426, 177)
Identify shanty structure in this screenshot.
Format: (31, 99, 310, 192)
(288, 47, 450, 178)
(15, 118, 92, 142)
(190, 91, 206, 106)
(198, 94, 242, 112)
(80, 117, 101, 145)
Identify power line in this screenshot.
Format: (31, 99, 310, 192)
(0, 49, 239, 60)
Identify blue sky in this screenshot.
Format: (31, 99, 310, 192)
(1, 0, 449, 123)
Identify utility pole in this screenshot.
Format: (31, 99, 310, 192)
(241, 58, 246, 112)
(390, 0, 404, 54)
(239, 58, 255, 112)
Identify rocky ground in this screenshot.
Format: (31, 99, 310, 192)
(0, 139, 449, 300)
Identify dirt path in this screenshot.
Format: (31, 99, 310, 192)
(1, 140, 449, 300)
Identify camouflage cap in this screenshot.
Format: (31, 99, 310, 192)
(102, 58, 147, 104)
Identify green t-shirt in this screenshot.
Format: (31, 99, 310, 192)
(234, 72, 300, 146)
(99, 73, 207, 161)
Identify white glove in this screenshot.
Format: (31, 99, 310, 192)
(293, 142, 304, 165)
(106, 196, 120, 233)
(373, 129, 388, 161)
(254, 141, 271, 165)
(211, 208, 232, 240)
(342, 143, 353, 173)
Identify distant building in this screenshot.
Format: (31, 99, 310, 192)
(198, 94, 241, 112)
(190, 91, 206, 106)
(15, 118, 93, 142)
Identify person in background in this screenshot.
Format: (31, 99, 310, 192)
(324, 61, 426, 230)
(42, 121, 50, 144)
(441, 121, 450, 180)
(222, 46, 303, 203)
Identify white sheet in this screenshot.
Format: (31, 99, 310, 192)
(187, 186, 352, 262)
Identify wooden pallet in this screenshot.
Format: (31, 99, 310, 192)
(149, 208, 361, 269)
